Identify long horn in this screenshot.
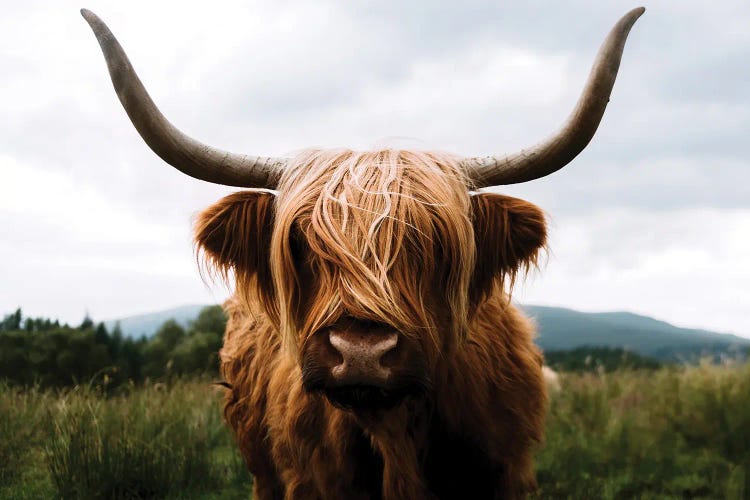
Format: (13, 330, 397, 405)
(461, 7, 645, 187)
(81, 9, 285, 188)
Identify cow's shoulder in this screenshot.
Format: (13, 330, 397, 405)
(219, 296, 284, 498)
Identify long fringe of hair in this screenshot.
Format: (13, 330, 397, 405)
(270, 149, 474, 356)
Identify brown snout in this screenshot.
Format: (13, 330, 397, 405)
(328, 329, 398, 386)
(301, 318, 430, 411)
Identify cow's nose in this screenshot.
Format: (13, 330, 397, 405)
(328, 330, 398, 384)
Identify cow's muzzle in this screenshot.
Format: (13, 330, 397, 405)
(301, 320, 429, 412)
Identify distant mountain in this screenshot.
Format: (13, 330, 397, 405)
(525, 305, 750, 361)
(107, 304, 750, 361)
(104, 304, 205, 339)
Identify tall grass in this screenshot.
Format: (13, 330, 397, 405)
(0, 380, 251, 499)
(536, 362, 750, 499)
(0, 384, 53, 483)
(2, 364, 749, 498)
(46, 383, 224, 498)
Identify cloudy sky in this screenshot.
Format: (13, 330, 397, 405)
(2, 1, 748, 337)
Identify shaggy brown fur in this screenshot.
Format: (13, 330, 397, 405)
(196, 149, 548, 499)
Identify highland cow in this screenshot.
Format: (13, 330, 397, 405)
(82, 7, 644, 499)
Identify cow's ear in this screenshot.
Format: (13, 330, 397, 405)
(470, 193, 546, 302)
(194, 191, 275, 281)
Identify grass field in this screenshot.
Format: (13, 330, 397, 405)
(536, 362, 750, 499)
(1, 363, 749, 499)
(0, 381, 251, 499)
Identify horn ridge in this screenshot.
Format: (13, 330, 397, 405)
(462, 7, 645, 187)
(80, 8, 285, 188)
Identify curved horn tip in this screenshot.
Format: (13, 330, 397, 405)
(622, 7, 646, 26)
(80, 9, 106, 33)
(80, 8, 96, 21)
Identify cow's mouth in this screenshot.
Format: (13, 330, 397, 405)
(324, 385, 414, 413)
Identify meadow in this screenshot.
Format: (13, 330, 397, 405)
(1, 363, 749, 499)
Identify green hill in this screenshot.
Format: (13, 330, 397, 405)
(525, 305, 750, 361)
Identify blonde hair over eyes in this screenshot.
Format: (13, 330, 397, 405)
(270, 149, 475, 356)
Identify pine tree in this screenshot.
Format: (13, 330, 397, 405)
(94, 322, 109, 344)
(80, 312, 94, 330)
(0, 308, 22, 331)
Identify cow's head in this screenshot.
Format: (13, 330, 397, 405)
(82, 8, 643, 413)
(192, 150, 547, 410)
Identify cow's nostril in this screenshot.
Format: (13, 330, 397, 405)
(328, 330, 398, 382)
(379, 342, 400, 368)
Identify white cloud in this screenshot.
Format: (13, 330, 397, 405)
(1, 156, 178, 245)
(514, 208, 750, 336)
(0, 155, 229, 323)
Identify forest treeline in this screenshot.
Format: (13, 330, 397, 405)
(0, 306, 676, 389)
(0, 307, 226, 388)
(544, 346, 662, 373)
